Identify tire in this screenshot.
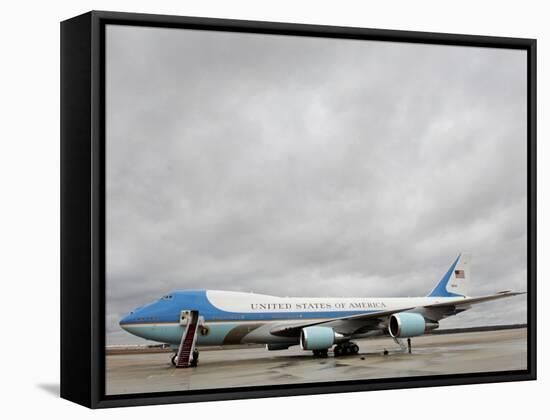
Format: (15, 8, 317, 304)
(351, 344, 359, 354)
(334, 346, 342, 357)
(171, 354, 177, 366)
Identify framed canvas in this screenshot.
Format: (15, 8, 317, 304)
(60, 11, 536, 408)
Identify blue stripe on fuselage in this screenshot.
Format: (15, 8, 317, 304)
(122, 322, 238, 345)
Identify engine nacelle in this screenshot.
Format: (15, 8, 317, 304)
(300, 326, 345, 350)
(388, 313, 431, 338)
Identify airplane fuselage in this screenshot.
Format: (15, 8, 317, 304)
(119, 289, 461, 348)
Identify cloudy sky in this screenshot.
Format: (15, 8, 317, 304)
(105, 25, 527, 345)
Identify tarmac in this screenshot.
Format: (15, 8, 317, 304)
(105, 328, 527, 395)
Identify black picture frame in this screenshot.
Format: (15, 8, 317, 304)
(60, 10, 537, 409)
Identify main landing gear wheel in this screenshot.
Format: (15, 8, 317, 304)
(171, 354, 177, 366)
(334, 342, 359, 357)
(312, 349, 329, 358)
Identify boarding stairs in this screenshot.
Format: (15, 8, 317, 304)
(175, 310, 200, 368)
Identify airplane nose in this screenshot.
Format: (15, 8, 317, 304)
(119, 312, 134, 330)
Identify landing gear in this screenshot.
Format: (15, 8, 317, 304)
(334, 342, 359, 357)
(171, 354, 177, 366)
(312, 349, 329, 358)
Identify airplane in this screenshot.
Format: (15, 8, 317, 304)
(119, 253, 524, 366)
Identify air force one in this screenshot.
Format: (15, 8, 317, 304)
(119, 253, 524, 367)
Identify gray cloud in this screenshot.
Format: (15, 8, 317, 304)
(106, 25, 527, 345)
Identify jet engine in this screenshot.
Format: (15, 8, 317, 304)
(388, 313, 438, 338)
(300, 326, 345, 350)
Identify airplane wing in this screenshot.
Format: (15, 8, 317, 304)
(270, 307, 414, 337)
(270, 291, 525, 337)
(419, 291, 526, 321)
(425, 291, 525, 308)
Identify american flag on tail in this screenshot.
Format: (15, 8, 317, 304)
(454, 269, 465, 278)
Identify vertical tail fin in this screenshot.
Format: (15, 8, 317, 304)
(428, 253, 471, 298)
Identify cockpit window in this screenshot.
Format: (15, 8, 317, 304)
(161, 294, 173, 300)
